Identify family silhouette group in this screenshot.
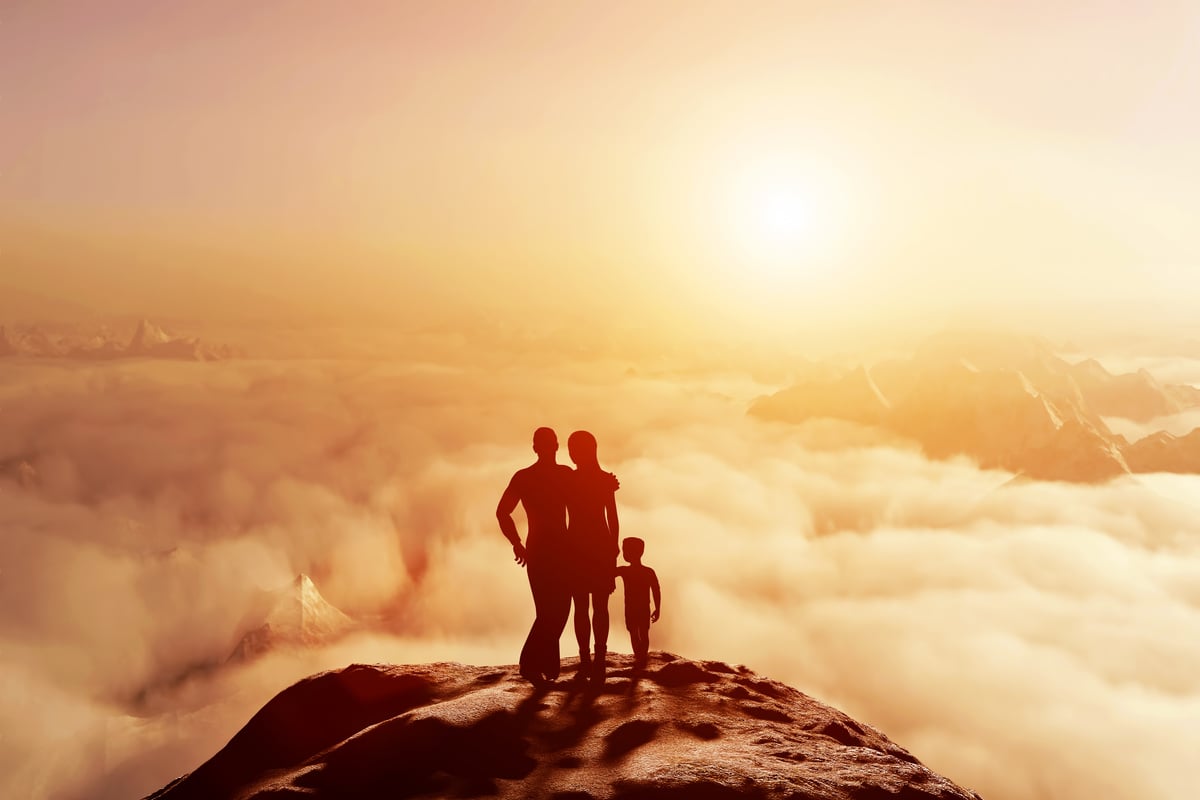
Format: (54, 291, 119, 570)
(497, 427, 661, 685)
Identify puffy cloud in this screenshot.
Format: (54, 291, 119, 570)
(0, 348, 1197, 800)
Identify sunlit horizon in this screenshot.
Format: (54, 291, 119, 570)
(4, 2, 1200, 337)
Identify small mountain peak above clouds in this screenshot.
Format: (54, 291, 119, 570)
(228, 573, 354, 662)
(128, 318, 174, 352)
(145, 656, 983, 800)
(1071, 358, 1112, 379)
(125, 318, 209, 360)
(913, 329, 1084, 403)
(1124, 427, 1200, 474)
(750, 364, 891, 426)
(1069, 359, 1185, 421)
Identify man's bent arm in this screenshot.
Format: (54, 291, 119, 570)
(496, 480, 523, 546)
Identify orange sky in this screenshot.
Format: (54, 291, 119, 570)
(4, 1, 1200, 333)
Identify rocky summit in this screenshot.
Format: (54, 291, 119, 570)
(146, 654, 982, 800)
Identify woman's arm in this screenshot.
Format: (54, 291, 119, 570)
(605, 491, 620, 556)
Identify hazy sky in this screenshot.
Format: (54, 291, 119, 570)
(4, 1, 1200, 331)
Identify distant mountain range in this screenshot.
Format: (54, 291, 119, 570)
(751, 331, 1200, 482)
(0, 319, 241, 361)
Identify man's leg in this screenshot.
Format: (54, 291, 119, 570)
(541, 567, 571, 680)
(519, 617, 542, 681)
(522, 557, 562, 682)
(520, 561, 546, 681)
(535, 556, 576, 681)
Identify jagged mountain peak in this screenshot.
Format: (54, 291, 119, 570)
(129, 318, 174, 351)
(228, 573, 353, 662)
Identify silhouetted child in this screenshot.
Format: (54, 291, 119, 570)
(615, 537, 660, 668)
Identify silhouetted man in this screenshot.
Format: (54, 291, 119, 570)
(497, 427, 574, 684)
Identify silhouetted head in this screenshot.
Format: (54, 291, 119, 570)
(532, 427, 558, 458)
(566, 430, 599, 468)
(622, 536, 645, 564)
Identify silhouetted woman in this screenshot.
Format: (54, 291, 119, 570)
(566, 430, 619, 681)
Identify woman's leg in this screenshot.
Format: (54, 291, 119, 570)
(587, 590, 610, 681)
(572, 592, 591, 658)
(591, 591, 610, 651)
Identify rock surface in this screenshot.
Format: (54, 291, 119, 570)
(146, 654, 982, 800)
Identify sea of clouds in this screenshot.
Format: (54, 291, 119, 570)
(1, 340, 1198, 800)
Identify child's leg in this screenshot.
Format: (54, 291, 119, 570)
(631, 623, 649, 661)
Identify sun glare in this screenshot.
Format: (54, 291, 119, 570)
(736, 180, 818, 262)
(707, 155, 847, 303)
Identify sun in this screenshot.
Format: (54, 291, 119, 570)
(716, 159, 836, 295)
(733, 179, 819, 264)
(664, 146, 855, 320)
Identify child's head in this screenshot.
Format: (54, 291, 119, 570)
(622, 536, 645, 563)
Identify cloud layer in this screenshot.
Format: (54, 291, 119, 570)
(1, 349, 1197, 800)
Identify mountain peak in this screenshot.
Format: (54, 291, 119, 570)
(129, 318, 173, 352)
(147, 656, 982, 800)
(229, 573, 353, 661)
